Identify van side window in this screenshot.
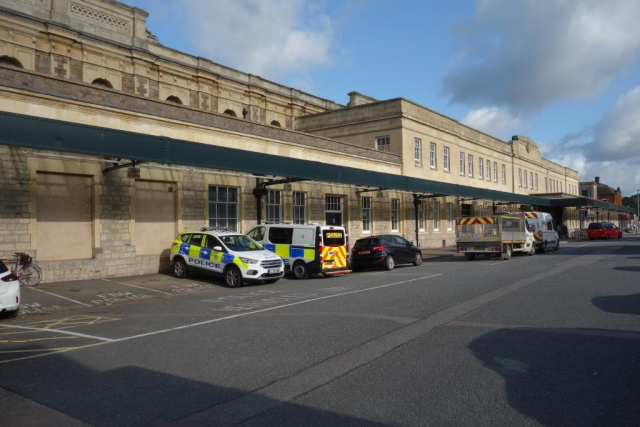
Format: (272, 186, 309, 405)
(546, 220, 553, 231)
(248, 227, 265, 241)
(269, 227, 293, 244)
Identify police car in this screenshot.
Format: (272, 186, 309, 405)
(170, 228, 284, 287)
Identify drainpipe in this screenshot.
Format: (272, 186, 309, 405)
(413, 194, 420, 247)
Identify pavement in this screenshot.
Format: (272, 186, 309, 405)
(1, 236, 639, 426)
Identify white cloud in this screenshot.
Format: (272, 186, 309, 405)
(181, 0, 334, 79)
(461, 107, 527, 140)
(542, 85, 640, 195)
(443, 0, 640, 111)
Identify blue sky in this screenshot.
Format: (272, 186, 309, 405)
(123, 0, 640, 196)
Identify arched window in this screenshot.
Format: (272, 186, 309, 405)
(91, 78, 113, 89)
(270, 120, 281, 127)
(166, 95, 183, 105)
(0, 55, 23, 68)
(223, 109, 237, 117)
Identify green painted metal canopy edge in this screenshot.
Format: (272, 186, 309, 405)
(0, 111, 630, 213)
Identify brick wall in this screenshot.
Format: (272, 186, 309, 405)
(0, 146, 30, 259)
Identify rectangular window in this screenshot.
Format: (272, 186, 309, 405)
(524, 170, 528, 188)
(430, 142, 437, 168)
(443, 146, 450, 171)
(486, 159, 491, 181)
(518, 169, 522, 187)
(293, 191, 306, 224)
(326, 196, 343, 226)
(376, 136, 390, 152)
(447, 203, 453, 231)
(535, 174, 539, 190)
(209, 186, 239, 231)
(266, 190, 281, 222)
(459, 152, 465, 175)
(468, 154, 473, 177)
(391, 198, 399, 231)
(501, 164, 506, 184)
(362, 196, 372, 233)
(493, 162, 498, 182)
(478, 158, 484, 179)
(545, 176, 548, 192)
(433, 201, 440, 231)
(530, 172, 534, 190)
(419, 200, 426, 231)
(560, 182, 563, 193)
(414, 138, 422, 165)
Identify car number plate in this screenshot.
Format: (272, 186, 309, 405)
(474, 246, 485, 251)
(358, 250, 370, 255)
(267, 269, 280, 274)
(324, 260, 334, 265)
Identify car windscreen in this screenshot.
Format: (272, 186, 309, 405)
(323, 230, 346, 246)
(354, 238, 380, 249)
(219, 235, 263, 251)
(588, 223, 602, 230)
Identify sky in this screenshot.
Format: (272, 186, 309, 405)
(122, 0, 640, 196)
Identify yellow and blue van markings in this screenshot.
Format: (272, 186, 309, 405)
(264, 244, 315, 262)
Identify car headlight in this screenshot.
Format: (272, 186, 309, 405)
(240, 257, 259, 264)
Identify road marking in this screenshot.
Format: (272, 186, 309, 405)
(26, 287, 92, 307)
(0, 336, 78, 344)
(101, 279, 173, 296)
(112, 274, 443, 343)
(448, 321, 640, 340)
(0, 342, 108, 365)
(0, 324, 115, 342)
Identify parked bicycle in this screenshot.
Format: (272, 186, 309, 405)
(1, 252, 42, 287)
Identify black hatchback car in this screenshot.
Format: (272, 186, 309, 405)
(350, 235, 422, 271)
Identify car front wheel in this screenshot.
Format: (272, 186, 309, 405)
(224, 266, 243, 288)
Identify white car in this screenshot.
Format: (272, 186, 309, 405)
(170, 228, 285, 287)
(0, 260, 20, 317)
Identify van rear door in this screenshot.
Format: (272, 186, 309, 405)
(320, 228, 348, 270)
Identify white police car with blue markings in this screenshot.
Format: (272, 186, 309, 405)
(170, 228, 284, 287)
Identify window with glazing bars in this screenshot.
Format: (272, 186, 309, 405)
(391, 199, 399, 231)
(429, 142, 436, 168)
(468, 154, 473, 177)
(433, 201, 440, 231)
(459, 152, 465, 175)
(209, 186, 239, 231)
(376, 136, 390, 152)
(266, 190, 281, 222)
(293, 192, 306, 224)
(362, 197, 372, 233)
(447, 203, 453, 230)
(443, 147, 450, 171)
(478, 158, 484, 179)
(493, 162, 498, 182)
(419, 200, 425, 231)
(486, 159, 491, 181)
(502, 164, 506, 183)
(415, 138, 422, 165)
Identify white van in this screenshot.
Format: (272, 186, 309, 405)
(522, 212, 560, 253)
(247, 223, 349, 279)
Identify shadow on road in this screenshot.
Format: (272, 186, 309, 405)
(592, 293, 640, 316)
(1, 349, 390, 427)
(613, 266, 640, 272)
(469, 328, 640, 427)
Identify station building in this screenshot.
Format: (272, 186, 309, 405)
(0, 0, 632, 282)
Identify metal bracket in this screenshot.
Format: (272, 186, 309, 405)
(356, 187, 387, 196)
(103, 160, 144, 174)
(259, 177, 305, 188)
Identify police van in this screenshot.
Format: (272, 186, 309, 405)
(170, 228, 284, 287)
(522, 212, 560, 253)
(247, 223, 350, 279)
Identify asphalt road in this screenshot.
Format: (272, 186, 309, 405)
(1, 236, 639, 426)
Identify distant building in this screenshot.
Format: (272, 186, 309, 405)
(579, 177, 629, 226)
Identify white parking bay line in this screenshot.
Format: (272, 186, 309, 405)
(112, 274, 443, 343)
(101, 279, 172, 296)
(27, 287, 92, 307)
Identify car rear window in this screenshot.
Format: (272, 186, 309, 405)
(588, 223, 602, 230)
(323, 229, 346, 246)
(355, 238, 380, 249)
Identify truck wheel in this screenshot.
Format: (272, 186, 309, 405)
(502, 245, 512, 260)
(224, 266, 243, 288)
(292, 261, 309, 280)
(465, 253, 476, 261)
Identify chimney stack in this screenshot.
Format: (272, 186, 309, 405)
(595, 176, 600, 184)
